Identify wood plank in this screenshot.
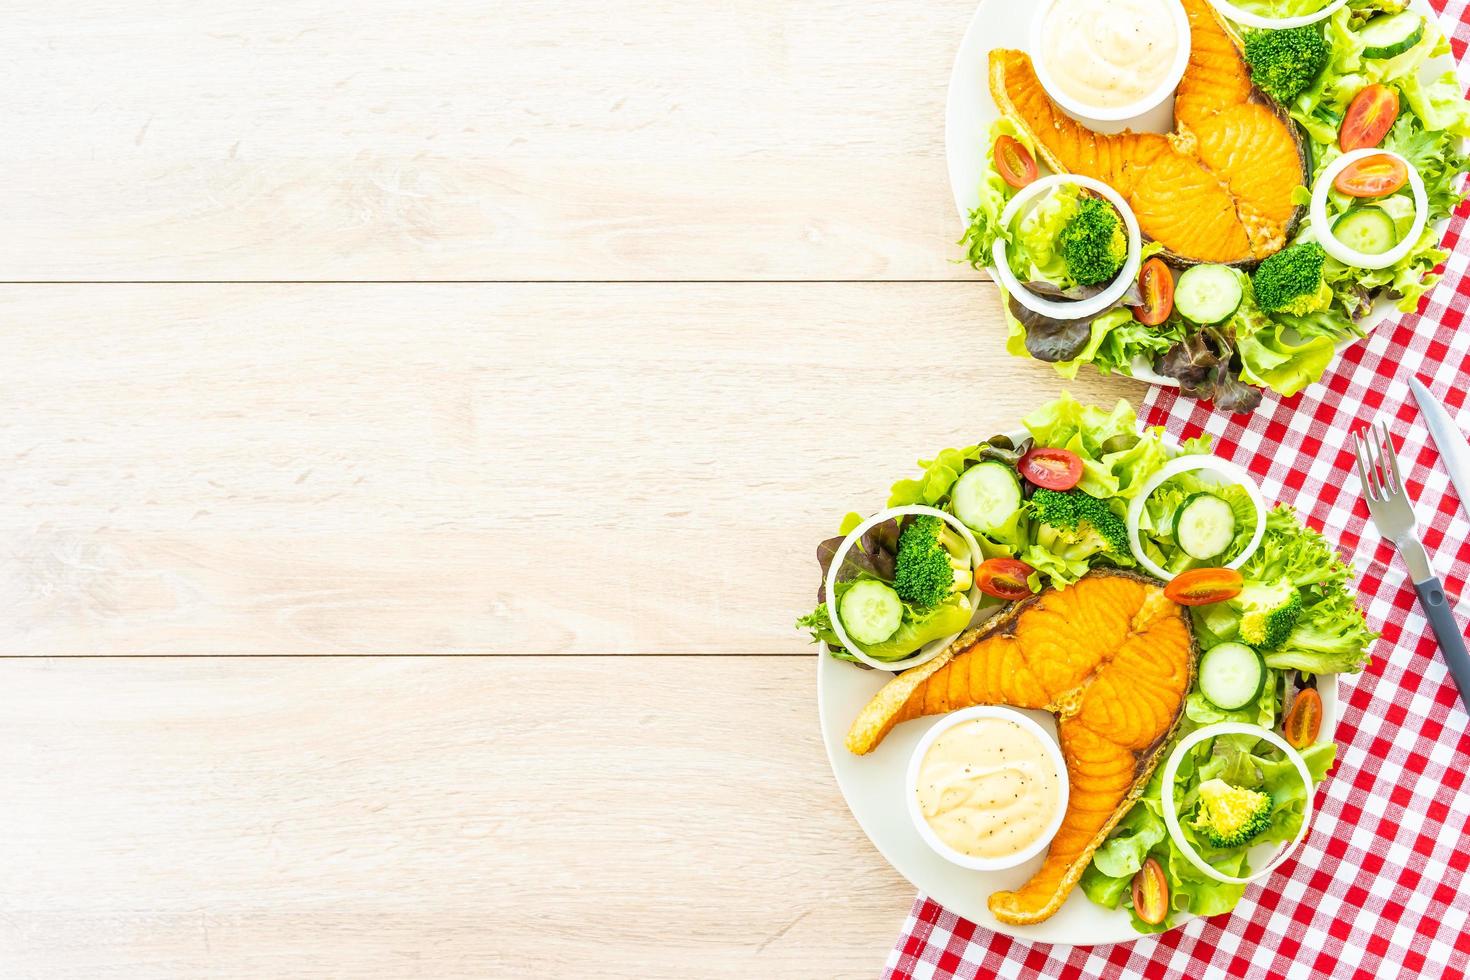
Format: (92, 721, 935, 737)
(0, 655, 914, 979)
(0, 282, 1143, 654)
(6, 0, 982, 281)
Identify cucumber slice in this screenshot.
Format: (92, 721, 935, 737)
(1360, 11, 1424, 59)
(838, 579, 904, 646)
(1198, 642, 1266, 711)
(1174, 492, 1237, 560)
(1333, 205, 1398, 255)
(1174, 264, 1243, 324)
(951, 461, 1023, 535)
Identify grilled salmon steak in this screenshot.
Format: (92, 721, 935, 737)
(847, 570, 1195, 925)
(989, 0, 1306, 264)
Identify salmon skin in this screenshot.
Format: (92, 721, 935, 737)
(988, 0, 1306, 266)
(847, 569, 1196, 926)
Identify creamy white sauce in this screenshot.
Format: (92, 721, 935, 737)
(1041, 0, 1181, 109)
(915, 718, 1061, 860)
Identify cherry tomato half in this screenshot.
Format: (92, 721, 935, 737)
(1333, 153, 1408, 198)
(1131, 857, 1169, 925)
(994, 136, 1038, 189)
(974, 558, 1035, 601)
(1164, 567, 1244, 606)
(1019, 447, 1084, 490)
(1284, 687, 1323, 748)
(1339, 85, 1400, 152)
(1131, 257, 1175, 327)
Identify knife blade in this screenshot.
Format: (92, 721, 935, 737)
(1408, 376, 1470, 521)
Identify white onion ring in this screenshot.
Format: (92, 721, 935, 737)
(823, 505, 984, 672)
(1160, 722, 1316, 885)
(1206, 0, 1349, 29)
(1310, 148, 1428, 271)
(1125, 455, 1268, 581)
(990, 174, 1143, 322)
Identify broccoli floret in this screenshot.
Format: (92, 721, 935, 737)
(1252, 242, 1331, 315)
(1263, 590, 1378, 674)
(1190, 778, 1274, 848)
(1234, 579, 1304, 649)
(893, 515, 973, 610)
(1058, 196, 1127, 286)
(1243, 26, 1330, 104)
(1029, 488, 1133, 563)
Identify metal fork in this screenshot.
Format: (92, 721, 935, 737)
(1354, 421, 1470, 712)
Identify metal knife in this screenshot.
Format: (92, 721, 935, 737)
(1409, 377, 1470, 518)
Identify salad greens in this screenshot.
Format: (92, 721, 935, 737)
(1235, 0, 1340, 17)
(963, 126, 1144, 368)
(797, 590, 975, 664)
(797, 515, 976, 665)
(1134, 471, 1261, 574)
(1270, 4, 1468, 319)
(1020, 393, 1201, 499)
(1295, 5, 1470, 147)
(966, 2, 1469, 409)
(797, 394, 1184, 662)
(1013, 183, 1082, 286)
(962, 119, 1040, 268)
(799, 396, 1378, 930)
(1002, 183, 1128, 293)
(1203, 507, 1379, 673)
(1087, 497, 1373, 932)
(887, 444, 1031, 557)
(1081, 729, 1336, 932)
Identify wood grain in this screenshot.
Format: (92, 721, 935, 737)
(0, 282, 1142, 655)
(6, 0, 984, 282)
(0, 655, 915, 979)
(4, 4, 1158, 975)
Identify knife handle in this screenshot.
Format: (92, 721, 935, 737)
(1413, 577, 1470, 714)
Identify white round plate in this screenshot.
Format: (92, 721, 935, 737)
(943, 0, 1459, 388)
(815, 431, 1339, 944)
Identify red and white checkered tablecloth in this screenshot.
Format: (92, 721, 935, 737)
(887, 4, 1470, 976)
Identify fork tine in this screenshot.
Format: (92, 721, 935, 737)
(1361, 427, 1386, 501)
(1378, 420, 1404, 496)
(1364, 423, 1387, 499)
(1366, 424, 1387, 500)
(1354, 429, 1378, 501)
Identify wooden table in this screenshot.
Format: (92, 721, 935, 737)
(2, 3, 1143, 976)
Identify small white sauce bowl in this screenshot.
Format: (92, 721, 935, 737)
(906, 706, 1070, 872)
(1206, 0, 1349, 31)
(1030, 0, 1193, 124)
(1310, 148, 1428, 271)
(990, 174, 1143, 322)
